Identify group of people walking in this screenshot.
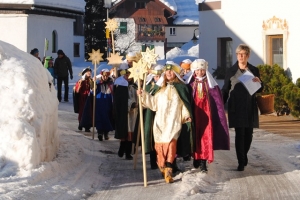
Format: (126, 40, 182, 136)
(72, 44, 263, 184)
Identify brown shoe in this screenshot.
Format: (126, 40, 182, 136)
(164, 167, 174, 183)
(158, 166, 165, 177)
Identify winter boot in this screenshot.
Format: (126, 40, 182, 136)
(118, 141, 126, 158)
(125, 141, 133, 160)
(104, 132, 109, 140)
(158, 166, 165, 177)
(78, 125, 82, 131)
(200, 159, 208, 172)
(164, 163, 174, 183)
(150, 151, 158, 169)
(193, 159, 201, 169)
(98, 132, 103, 141)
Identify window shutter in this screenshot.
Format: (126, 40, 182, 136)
(120, 22, 127, 34)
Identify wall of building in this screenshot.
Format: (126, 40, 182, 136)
(27, 14, 75, 62)
(73, 35, 85, 63)
(0, 14, 28, 52)
(166, 26, 199, 43)
(199, 0, 300, 82)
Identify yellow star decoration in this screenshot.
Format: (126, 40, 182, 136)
(88, 49, 104, 65)
(128, 59, 148, 82)
(107, 53, 123, 67)
(141, 47, 158, 69)
(105, 18, 118, 32)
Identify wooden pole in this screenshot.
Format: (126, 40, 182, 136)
(92, 62, 97, 140)
(133, 73, 147, 169)
(137, 78, 147, 187)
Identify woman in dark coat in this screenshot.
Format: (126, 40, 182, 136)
(222, 44, 263, 171)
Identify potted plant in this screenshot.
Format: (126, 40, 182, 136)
(257, 64, 292, 115)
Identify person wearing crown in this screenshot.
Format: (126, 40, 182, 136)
(137, 61, 193, 183)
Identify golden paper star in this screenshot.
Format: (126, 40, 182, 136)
(107, 53, 123, 67)
(105, 18, 118, 32)
(88, 49, 104, 65)
(141, 47, 158, 69)
(128, 59, 148, 82)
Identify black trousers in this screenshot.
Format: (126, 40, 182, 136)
(235, 127, 253, 165)
(57, 76, 69, 101)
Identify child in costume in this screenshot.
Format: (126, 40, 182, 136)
(184, 59, 230, 172)
(93, 69, 114, 141)
(73, 67, 94, 132)
(137, 61, 193, 183)
(114, 62, 138, 160)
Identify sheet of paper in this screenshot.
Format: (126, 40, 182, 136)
(238, 70, 262, 95)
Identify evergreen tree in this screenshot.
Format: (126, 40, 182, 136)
(84, 0, 108, 60)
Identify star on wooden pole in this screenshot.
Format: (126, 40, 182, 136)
(88, 49, 103, 140)
(128, 59, 148, 82)
(107, 52, 123, 68)
(88, 49, 104, 65)
(128, 58, 148, 187)
(105, 18, 119, 54)
(141, 47, 158, 69)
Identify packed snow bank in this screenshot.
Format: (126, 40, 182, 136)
(0, 40, 59, 176)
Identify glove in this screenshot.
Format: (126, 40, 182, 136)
(70, 75, 73, 80)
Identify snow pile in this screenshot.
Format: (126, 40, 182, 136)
(166, 40, 199, 60)
(0, 0, 85, 12)
(0, 40, 59, 176)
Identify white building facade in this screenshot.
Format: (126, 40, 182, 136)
(0, 1, 85, 62)
(198, 0, 300, 83)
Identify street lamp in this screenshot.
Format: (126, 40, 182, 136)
(104, 0, 112, 57)
(191, 28, 199, 44)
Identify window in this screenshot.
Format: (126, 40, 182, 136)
(135, 2, 146, 9)
(216, 37, 232, 79)
(139, 17, 146, 22)
(268, 35, 283, 67)
(141, 44, 154, 52)
(52, 30, 57, 53)
(74, 43, 80, 57)
(119, 22, 127, 34)
(169, 27, 176, 35)
(154, 18, 161, 22)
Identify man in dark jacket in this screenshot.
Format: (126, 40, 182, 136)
(54, 49, 73, 102)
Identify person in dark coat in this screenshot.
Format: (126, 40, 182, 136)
(113, 66, 137, 160)
(222, 44, 263, 171)
(54, 49, 73, 102)
(94, 69, 114, 141)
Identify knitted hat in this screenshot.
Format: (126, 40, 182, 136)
(57, 49, 65, 55)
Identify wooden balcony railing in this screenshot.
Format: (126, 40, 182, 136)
(136, 32, 165, 42)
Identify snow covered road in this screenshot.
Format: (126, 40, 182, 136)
(1, 101, 300, 200)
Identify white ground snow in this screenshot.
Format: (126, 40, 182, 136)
(0, 40, 300, 200)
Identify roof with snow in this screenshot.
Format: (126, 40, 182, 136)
(112, 0, 199, 25)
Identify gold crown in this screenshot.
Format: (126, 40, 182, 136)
(164, 64, 181, 74)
